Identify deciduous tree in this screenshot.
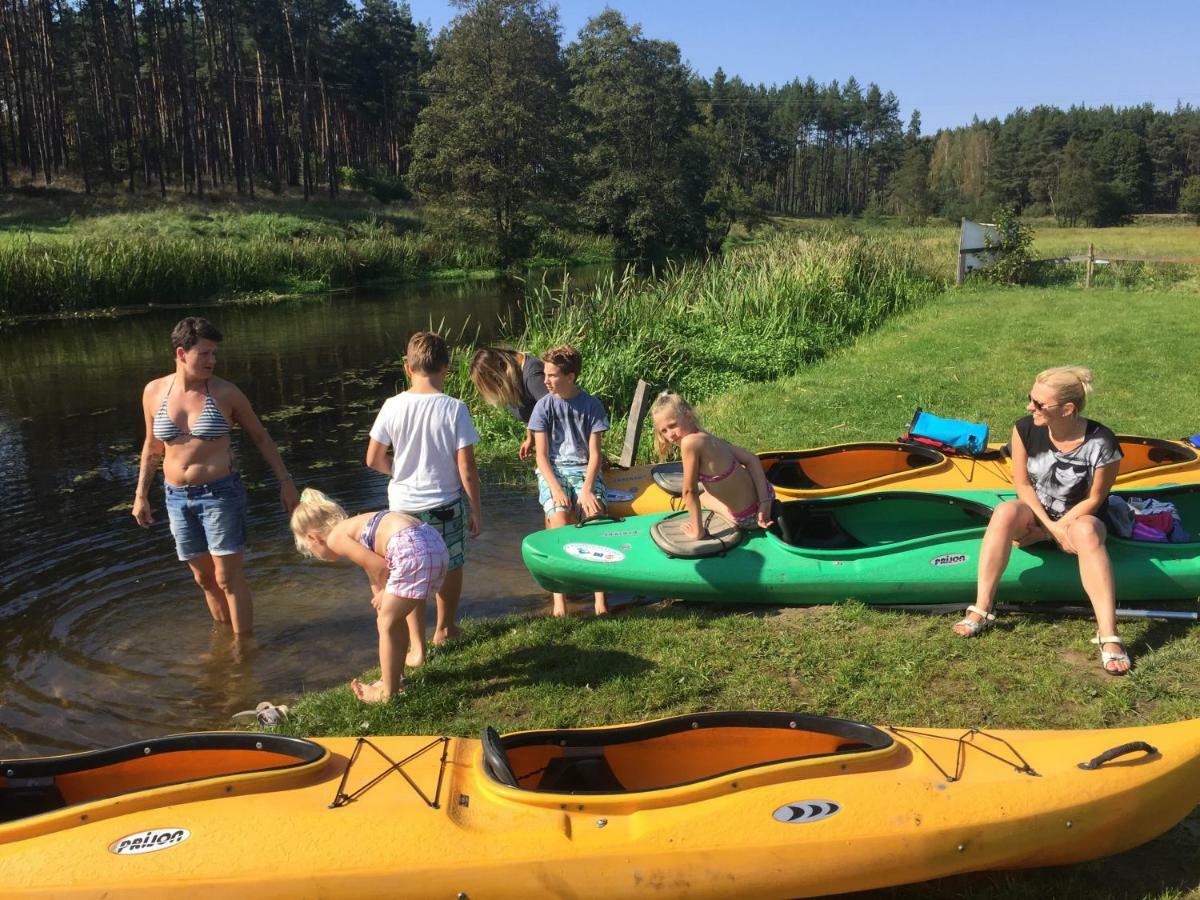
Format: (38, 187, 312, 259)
(408, 0, 569, 259)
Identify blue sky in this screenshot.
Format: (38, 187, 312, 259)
(409, 0, 1200, 134)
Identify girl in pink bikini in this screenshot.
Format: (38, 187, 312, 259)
(290, 488, 449, 703)
(650, 392, 775, 540)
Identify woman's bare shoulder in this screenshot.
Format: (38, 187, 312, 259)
(207, 375, 241, 397)
(142, 374, 171, 399)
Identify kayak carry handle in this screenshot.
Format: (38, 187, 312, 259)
(1077, 741, 1158, 770)
(575, 513, 625, 528)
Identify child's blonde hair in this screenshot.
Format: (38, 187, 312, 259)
(470, 347, 524, 408)
(650, 390, 700, 461)
(290, 487, 348, 556)
(1035, 366, 1094, 414)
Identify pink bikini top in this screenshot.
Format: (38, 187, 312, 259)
(696, 457, 737, 484)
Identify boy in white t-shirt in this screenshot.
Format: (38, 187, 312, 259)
(366, 332, 482, 663)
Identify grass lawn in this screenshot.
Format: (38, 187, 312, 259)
(281, 282, 1200, 899)
(740, 215, 1200, 290)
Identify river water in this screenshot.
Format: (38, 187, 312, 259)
(0, 271, 604, 757)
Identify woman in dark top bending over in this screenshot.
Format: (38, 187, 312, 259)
(469, 348, 548, 460)
(952, 366, 1131, 675)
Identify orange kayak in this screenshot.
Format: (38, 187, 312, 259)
(3, 713, 1199, 897)
(605, 436, 1200, 517)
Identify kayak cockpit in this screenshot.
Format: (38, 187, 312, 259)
(1114, 435, 1198, 478)
(650, 442, 947, 497)
(761, 442, 948, 490)
(482, 711, 892, 796)
(770, 492, 994, 551)
(0, 733, 327, 836)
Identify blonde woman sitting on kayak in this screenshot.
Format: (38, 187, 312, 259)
(291, 488, 449, 703)
(651, 391, 774, 540)
(953, 367, 1131, 675)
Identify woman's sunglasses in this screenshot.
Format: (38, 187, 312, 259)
(1028, 394, 1061, 412)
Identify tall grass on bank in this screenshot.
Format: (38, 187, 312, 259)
(465, 230, 944, 463)
(0, 221, 618, 317)
(0, 232, 494, 316)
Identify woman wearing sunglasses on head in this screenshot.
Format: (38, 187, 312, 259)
(952, 366, 1130, 675)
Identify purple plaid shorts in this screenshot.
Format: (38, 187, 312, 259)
(383, 523, 449, 600)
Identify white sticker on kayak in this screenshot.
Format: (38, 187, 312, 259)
(563, 542, 626, 563)
(773, 800, 840, 823)
(930, 553, 969, 567)
(605, 489, 636, 502)
(110, 828, 191, 855)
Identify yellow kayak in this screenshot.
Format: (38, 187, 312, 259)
(3, 712, 1199, 898)
(605, 436, 1200, 517)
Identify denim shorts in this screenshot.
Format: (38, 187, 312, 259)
(164, 472, 248, 562)
(403, 496, 467, 571)
(537, 465, 607, 517)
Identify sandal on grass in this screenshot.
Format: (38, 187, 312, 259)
(953, 604, 997, 637)
(1090, 634, 1132, 676)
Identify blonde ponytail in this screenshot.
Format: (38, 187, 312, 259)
(290, 487, 348, 556)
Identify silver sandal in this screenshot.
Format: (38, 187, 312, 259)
(953, 604, 997, 637)
(1091, 634, 1132, 676)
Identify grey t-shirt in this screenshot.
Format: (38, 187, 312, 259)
(528, 389, 609, 467)
(1015, 415, 1122, 520)
(506, 353, 548, 424)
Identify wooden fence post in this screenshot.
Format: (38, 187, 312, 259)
(618, 379, 653, 468)
(1085, 243, 1095, 288)
(956, 218, 966, 286)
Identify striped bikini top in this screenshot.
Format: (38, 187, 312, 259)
(359, 510, 389, 552)
(152, 377, 231, 442)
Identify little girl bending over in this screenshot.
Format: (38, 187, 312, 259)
(651, 392, 775, 540)
(290, 488, 449, 703)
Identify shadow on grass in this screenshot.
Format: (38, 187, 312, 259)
(1136, 617, 1195, 656)
(426, 643, 654, 699)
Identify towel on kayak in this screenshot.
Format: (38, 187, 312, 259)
(1106, 496, 1191, 543)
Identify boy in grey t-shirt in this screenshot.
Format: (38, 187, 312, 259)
(528, 344, 609, 616)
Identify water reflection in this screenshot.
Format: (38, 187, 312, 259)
(0, 269, 608, 756)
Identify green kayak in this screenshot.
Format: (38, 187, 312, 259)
(521, 486, 1200, 606)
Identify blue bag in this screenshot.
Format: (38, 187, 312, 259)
(904, 408, 989, 456)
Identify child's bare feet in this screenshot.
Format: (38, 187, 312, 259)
(350, 678, 399, 704)
(433, 624, 462, 646)
(551, 593, 568, 617)
(594, 594, 609, 615)
(405, 646, 425, 667)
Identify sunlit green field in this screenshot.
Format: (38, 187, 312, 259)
(739, 215, 1200, 287)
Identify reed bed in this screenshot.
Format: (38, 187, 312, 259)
(462, 230, 945, 461)
(0, 232, 504, 316)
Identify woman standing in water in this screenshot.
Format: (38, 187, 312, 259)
(132, 317, 299, 635)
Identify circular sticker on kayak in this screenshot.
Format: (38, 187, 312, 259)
(110, 828, 191, 855)
(773, 801, 840, 823)
(930, 553, 969, 567)
(605, 488, 636, 502)
(563, 542, 626, 564)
